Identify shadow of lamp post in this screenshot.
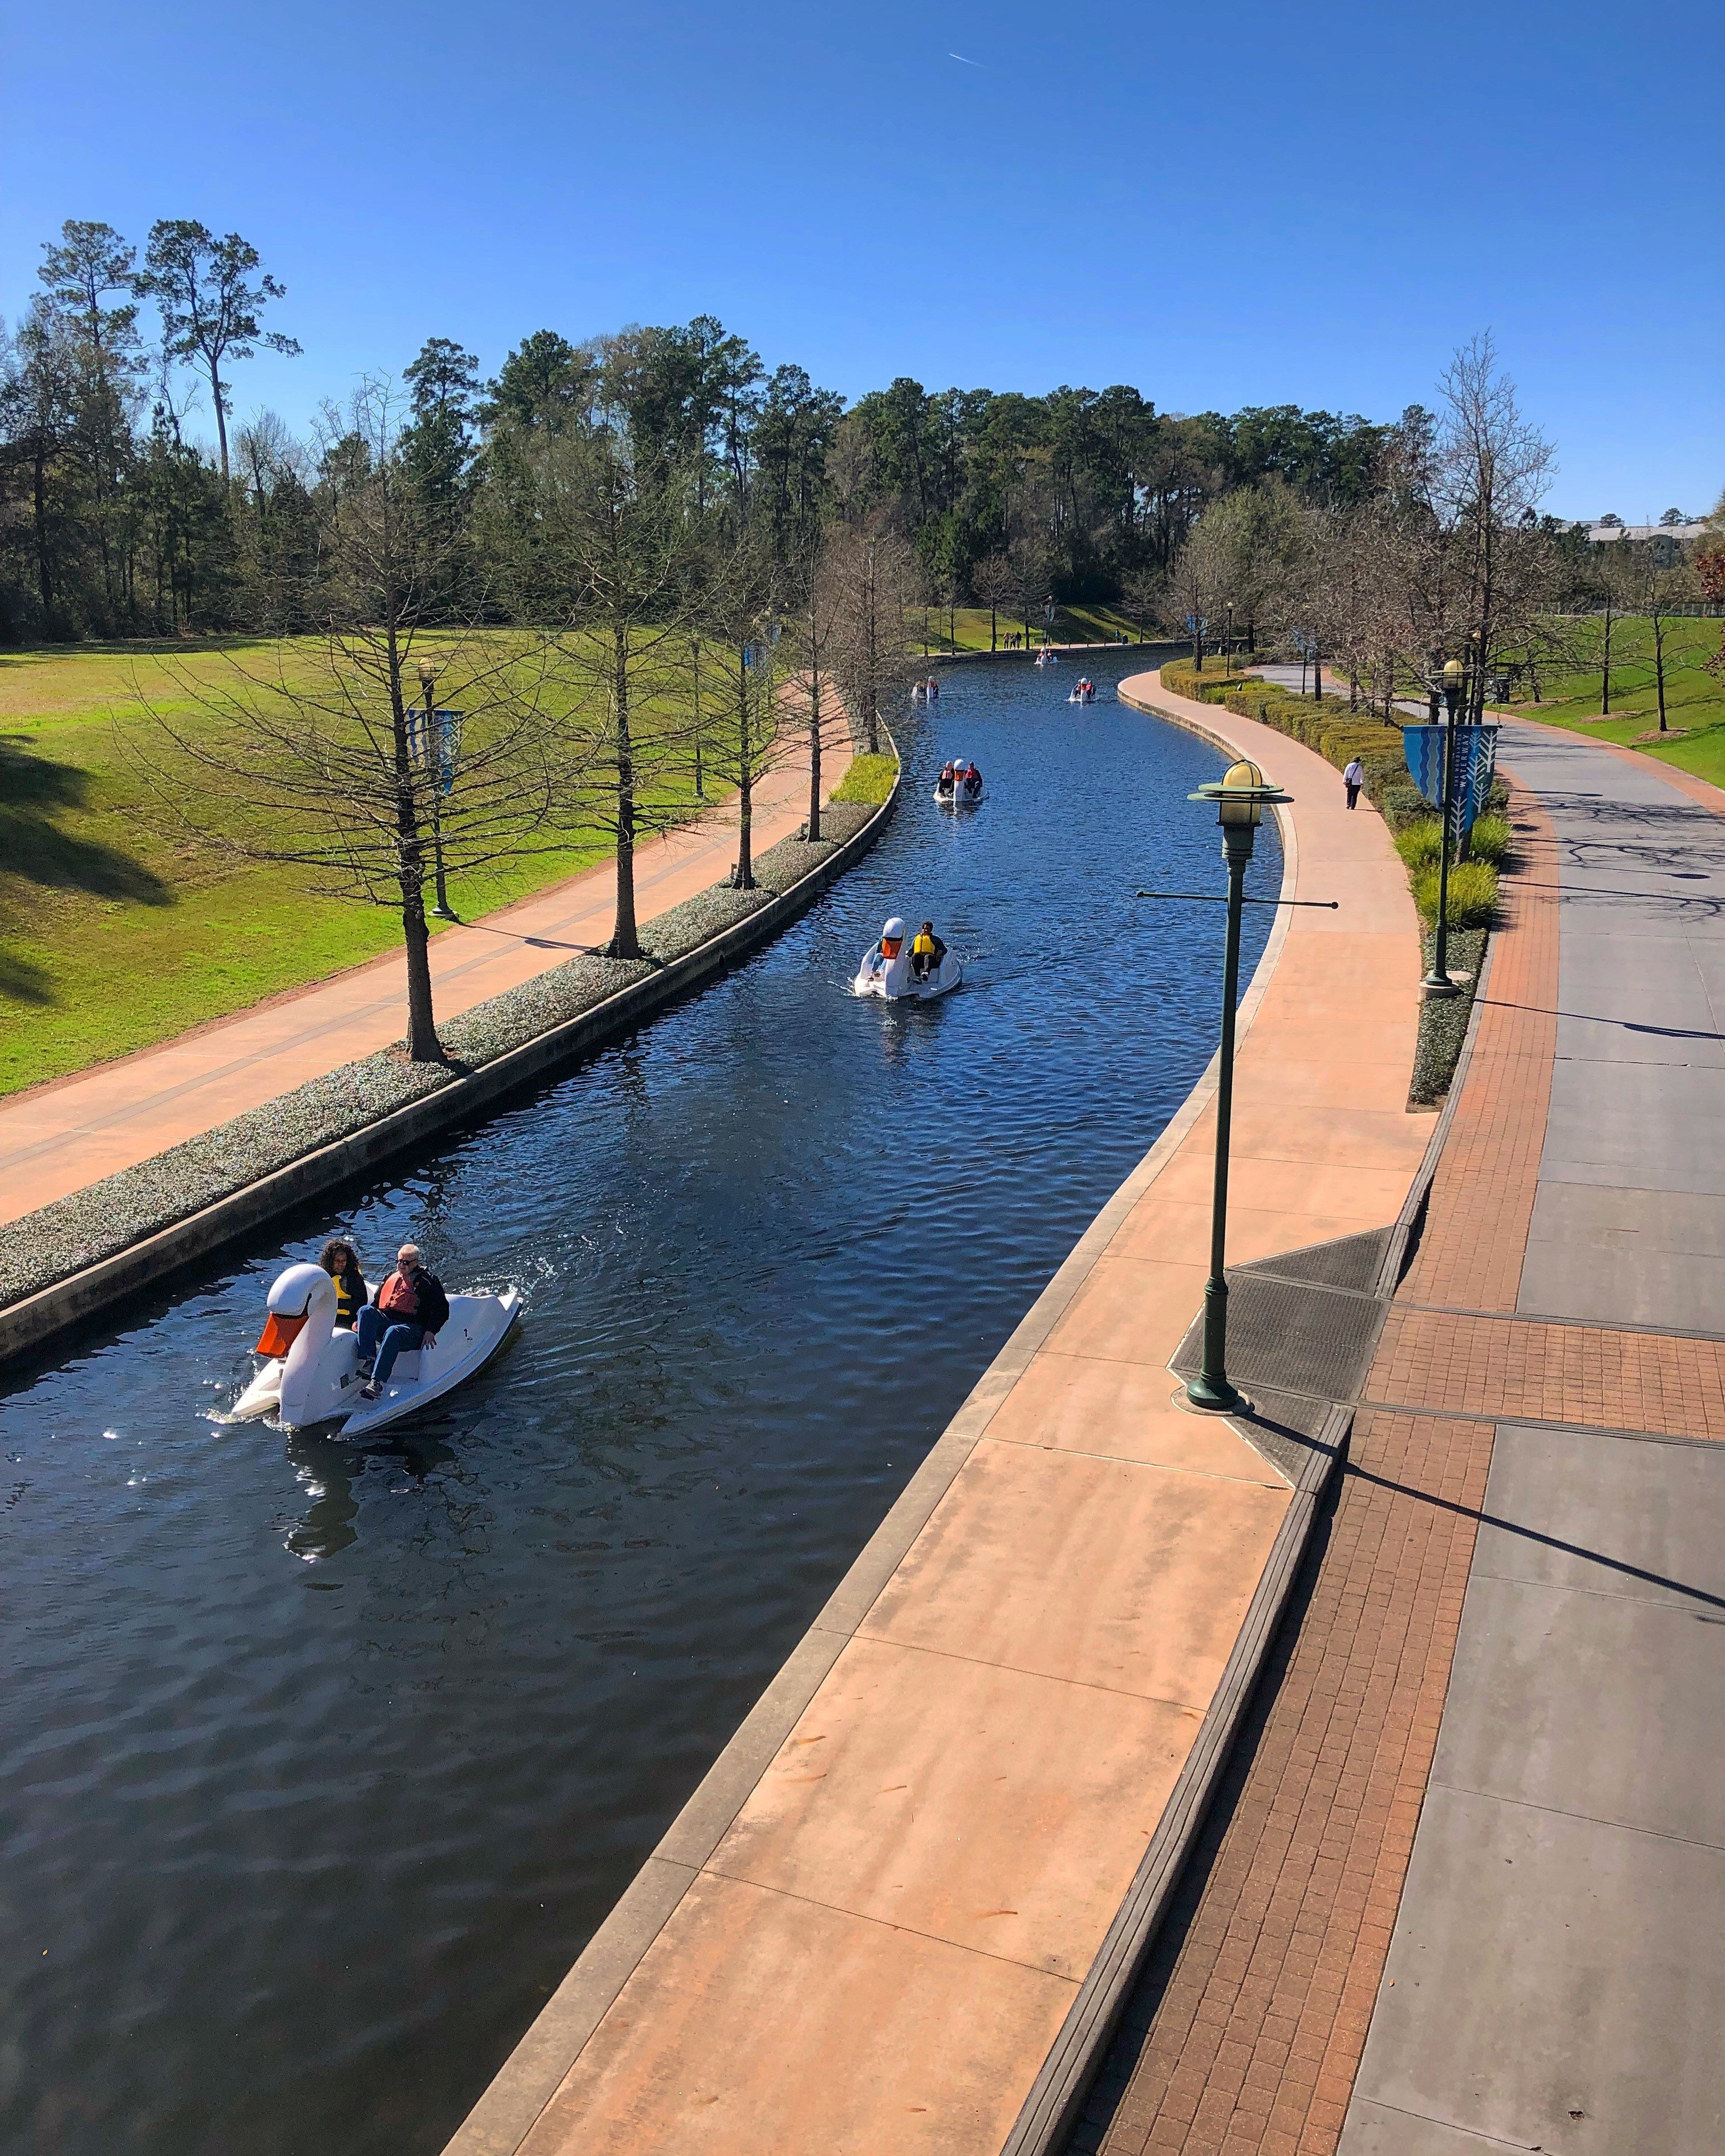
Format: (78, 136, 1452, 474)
(1184, 757, 1293, 1413)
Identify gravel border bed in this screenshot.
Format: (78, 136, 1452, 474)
(0, 799, 882, 1315)
(1410, 927, 1487, 1107)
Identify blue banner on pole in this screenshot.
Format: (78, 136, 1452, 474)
(1450, 725, 1499, 847)
(1402, 724, 1500, 842)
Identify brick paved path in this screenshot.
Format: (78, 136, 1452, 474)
(1073, 736, 1725, 2155)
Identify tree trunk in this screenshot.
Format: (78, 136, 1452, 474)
(1311, 645, 1322, 701)
(1655, 619, 1669, 730)
(610, 627, 640, 958)
(31, 440, 55, 635)
(1601, 605, 1614, 715)
(989, 603, 997, 653)
(399, 872, 440, 1061)
(390, 700, 441, 1063)
(735, 655, 755, 890)
(807, 665, 823, 844)
(209, 357, 230, 481)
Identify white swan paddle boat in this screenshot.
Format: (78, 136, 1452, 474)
(1067, 678, 1097, 705)
(231, 1261, 521, 1438)
(932, 761, 987, 809)
(1033, 647, 1058, 669)
(852, 915, 962, 1001)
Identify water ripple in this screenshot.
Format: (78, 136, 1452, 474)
(0, 652, 1277, 2156)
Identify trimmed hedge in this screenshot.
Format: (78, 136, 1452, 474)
(1160, 658, 1418, 828)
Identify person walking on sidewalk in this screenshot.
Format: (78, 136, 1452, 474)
(357, 1243, 450, 1398)
(1343, 756, 1364, 810)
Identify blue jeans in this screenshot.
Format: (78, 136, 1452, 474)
(357, 1304, 425, 1384)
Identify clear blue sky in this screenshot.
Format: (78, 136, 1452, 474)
(5, 0, 1718, 520)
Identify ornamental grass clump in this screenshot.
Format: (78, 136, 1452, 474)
(1395, 820, 1444, 872)
(1413, 857, 1498, 929)
(1465, 813, 1512, 866)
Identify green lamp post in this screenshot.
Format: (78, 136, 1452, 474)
(1184, 757, 1293, 1414)
(1422, 655, 1466, 996)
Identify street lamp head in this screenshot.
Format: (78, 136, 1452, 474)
(1220, 757, 1266, 827)
(1442, 656, 1465, 685)
(417, 658, 437, 688)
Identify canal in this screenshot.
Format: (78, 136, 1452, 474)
(0, 650, 1279, 2156)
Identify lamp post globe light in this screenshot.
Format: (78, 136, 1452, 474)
(1183, 757, 1293, 1414)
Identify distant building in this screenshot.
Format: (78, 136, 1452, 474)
(1580, 519, 1712, 565)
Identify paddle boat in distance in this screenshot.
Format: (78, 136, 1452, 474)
(852, 916, 962, 1002)
(230, 1260, 521, 1437)
(1067, 677, 1097, 706)
(1033, 647, 1058, 669)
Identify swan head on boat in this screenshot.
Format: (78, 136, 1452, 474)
(254, 1261, 350, 1429)
(256, 1261, 335, 1359)
(880, 915, 906, 958)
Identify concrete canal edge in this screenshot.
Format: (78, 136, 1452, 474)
(440, 693, 1312, 2156)
(0, 763, 900, 1373)
(999, 949, 1498, 2154)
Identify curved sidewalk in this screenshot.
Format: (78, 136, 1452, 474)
(1075, 722, 1725, 2156)
(0, 734, 846, 1227)
(441, 671, 1430, 2156)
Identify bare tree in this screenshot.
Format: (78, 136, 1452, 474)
(519, 424, 704, 958)
(784, 530, 849, 841)
(829, 522, 918, 755)
(1121, 565, 1161, 646)
(693, 534, 786, 889)
(1434, 334, 1556, 720)
(973, 552, 1015, 651)
(1163, 517, 1228, 669)
(1618, 540, 1701, 732)
(121, 383, 557, 1061)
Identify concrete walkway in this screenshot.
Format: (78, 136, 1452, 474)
(1342, 724, 1725, 2156)
(0, 733, 845, 1227)
(443, 671, 1430, 2156)
(1074, 723, 1725, 2156)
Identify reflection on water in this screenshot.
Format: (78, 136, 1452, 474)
(0, 652, 1277, 2156)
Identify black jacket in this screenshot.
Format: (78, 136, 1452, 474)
(374, 1268, 451, 1335)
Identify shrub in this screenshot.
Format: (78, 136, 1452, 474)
(1395, 820, 1444, 871)
(1376, 783, 1430, 833)
(1465, 814, 1512, 866)
(829, 753, 898, 805)
(1412, 858, 1498, 928)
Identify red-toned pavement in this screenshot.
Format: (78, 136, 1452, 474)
(1074, 720, 1725, 2155)
(0, 731, 846, 1226)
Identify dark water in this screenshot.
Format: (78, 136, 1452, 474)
(0, 650, 1277, 2156)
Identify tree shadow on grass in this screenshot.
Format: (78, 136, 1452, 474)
(0, 945, 54, 1005)
(0, 735, 171, 907)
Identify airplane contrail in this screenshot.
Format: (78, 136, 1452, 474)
(948, 51, 983, 66)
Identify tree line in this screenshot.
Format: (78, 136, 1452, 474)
(3, 215, 1422, 645)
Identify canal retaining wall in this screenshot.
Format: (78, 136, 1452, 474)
(0, 768, 899, 1372)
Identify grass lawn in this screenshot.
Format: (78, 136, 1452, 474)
(1501, 613, 1725, 785)
(0, 637, 732, 1096)
(906, 602, 1149, 655)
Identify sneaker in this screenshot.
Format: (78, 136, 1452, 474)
(359, 1380, 382, 1401)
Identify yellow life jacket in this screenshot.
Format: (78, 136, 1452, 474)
(912, 932, 935, 957)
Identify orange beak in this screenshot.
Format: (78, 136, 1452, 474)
(256, 1311, 307, 1358)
